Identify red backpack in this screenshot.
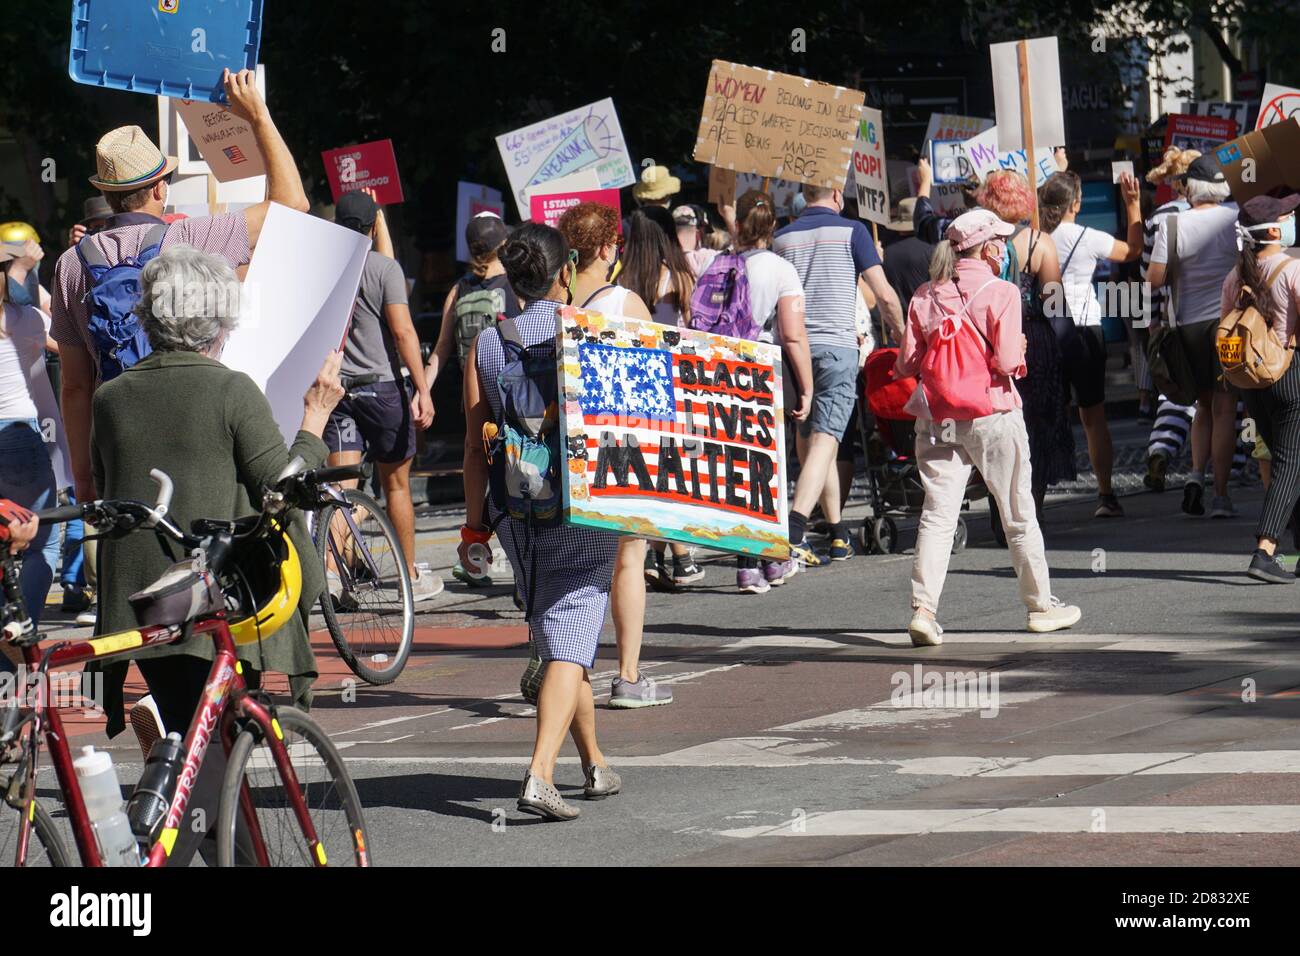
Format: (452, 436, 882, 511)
(914, 277, 1000, 422)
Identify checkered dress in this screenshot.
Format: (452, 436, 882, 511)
(476, 299, 618, 668)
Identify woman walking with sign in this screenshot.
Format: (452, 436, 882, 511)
(460, 223, 622, 820)
(895, 210, 1081, 645)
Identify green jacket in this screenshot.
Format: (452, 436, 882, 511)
(89, 350, 325, 737)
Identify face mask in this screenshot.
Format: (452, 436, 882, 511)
(1282, 216, 1296, 248)
(564, 249, 579, 304)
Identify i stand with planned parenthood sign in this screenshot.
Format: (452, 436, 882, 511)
(69, 0, 264, 102)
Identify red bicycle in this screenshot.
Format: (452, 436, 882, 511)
(0, 464, 371, 867)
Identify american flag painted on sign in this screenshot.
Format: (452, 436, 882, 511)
(223, 145, 247, 165)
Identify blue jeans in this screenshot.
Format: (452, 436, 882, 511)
(59, 492, 86, 588)
(0, 419, 58, 640)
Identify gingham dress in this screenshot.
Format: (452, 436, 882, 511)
(476, 299, 619, 668)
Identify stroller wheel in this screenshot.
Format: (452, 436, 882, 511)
(952, 518, 968, 554)
(858, 520, 873, 554)
(872, 517, 899, 554)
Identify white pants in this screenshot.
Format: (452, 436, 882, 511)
(911, 409, 1053, 616)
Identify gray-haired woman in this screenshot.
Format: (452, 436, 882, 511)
(89, 244, 344, 865)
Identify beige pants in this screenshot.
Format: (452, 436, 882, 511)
(911, 409, 1052, 615)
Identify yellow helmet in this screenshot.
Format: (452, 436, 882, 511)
(224, 519, 303, 646)
(0, 222, 39, 244)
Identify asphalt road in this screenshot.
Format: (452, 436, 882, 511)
(31, 416, 1300, 867)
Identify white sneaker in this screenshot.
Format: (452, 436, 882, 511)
(129, 694, 165, 759)
(1028, 597, 1082, 633)
(411, 564, 444, 603)
(908, 612, 943, 647)
(75, 603, 97, 627)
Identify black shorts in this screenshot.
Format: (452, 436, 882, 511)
(1176, 319, 1226, 395)
(1060, 325, 1107, 409)
(323, 379, 416, 463)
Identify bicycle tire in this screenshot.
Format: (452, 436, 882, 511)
(215, 706, 371, 867)
(0, 781, 72, 867)
(315, 489, 414, 685)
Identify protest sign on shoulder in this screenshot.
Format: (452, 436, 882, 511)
(69, 0, 264, 102)
(693, 60, 864, 192)
(990, 36, 1066, 152)
(322, 140, 404, 206)
(456, 182, 504, 263)
(496, 99, 636, 220)
(530, 188, 622, 232)
(222, 205, 371, 446)
(850, 107, 890, 225)
(558, 307, 788, 558)
(1256, 84, 1300, 130)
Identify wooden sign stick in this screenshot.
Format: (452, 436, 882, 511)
(1018, 39, 1040, 232)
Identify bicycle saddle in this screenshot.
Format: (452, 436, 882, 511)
(128, 561, 224, 629)
(191, 515, 260, 537)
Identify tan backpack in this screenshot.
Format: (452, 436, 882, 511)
(1216, 258, 1295, 389)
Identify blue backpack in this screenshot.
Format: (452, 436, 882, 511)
(75, 224, 167, 382)
(485, 317, 563, 527)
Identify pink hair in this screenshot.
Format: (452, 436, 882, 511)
(978, 170, 1035, 225)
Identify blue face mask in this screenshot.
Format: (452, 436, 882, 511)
(1282, 216, 1296, 248)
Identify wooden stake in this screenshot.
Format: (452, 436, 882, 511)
(206, 173, 217, 210)
(871, 221, 879, 243)
(1018, 39, 1040, 232)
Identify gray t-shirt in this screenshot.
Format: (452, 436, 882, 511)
(342, 251, 409, 380)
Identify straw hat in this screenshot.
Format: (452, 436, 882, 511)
(884, 197, 918, 233)
(633, 165, 681, 202)
(88, 125, 178, 192)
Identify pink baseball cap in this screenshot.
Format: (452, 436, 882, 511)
(946, 208, 1015, 251)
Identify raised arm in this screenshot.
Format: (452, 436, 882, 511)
(1107, 173, 1144, 263)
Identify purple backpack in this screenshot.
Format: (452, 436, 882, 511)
(688, 253, 757, 341)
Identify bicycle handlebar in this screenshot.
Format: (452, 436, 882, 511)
(301, 463, 371, 486)
(34, 504, 84, 524)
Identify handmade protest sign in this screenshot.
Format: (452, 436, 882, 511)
(990, 37, 1066, 152)
(455, 182, 504, 263)
(1215, 117, 1300, 204)
(693, 60, 864, 192)
(321, 140, 404, 206)
(222, 205, 371, 446)
(558, 308, 788, 558)
(174, 99, 266, 182)
(850, 107, 890, 225)
(496, 99, 635, 220)
(69, 0, 264, 102)
(1256, 84, 1300, 130)
(736, 174, 801, 216)
(961, 126, 1055, 183)
(523, 169, 601, 216)
(919, 114, 992, 214)
(1111, 161, 1135, 184)
(708, 165, 738, 206)
(530, 188, 622, 231)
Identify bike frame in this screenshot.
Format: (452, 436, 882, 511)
(310, 485, 385, 592)
(9, 614, 325, 868)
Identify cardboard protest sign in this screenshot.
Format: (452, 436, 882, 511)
(530, 188, 622, 231)
(69, 0, 263, 103)
(850, 107, 890, 225)
(961, 126, 1056, 183)
(1256, 84, 1300, 130)
(1214, 117, 1300, 204)
(693, 60, 864, 192)
(558, 308, 788, 558)
(321, 139, 404, 206)
(991, 37, 1066, 152)
(174, 99, 266, 182)
(455, 182, 505, 263)
(496, 99, 635, 220)
(922, 114, 994, 151)
(708, 165, 738, 206)
(222, 205, 371, 446)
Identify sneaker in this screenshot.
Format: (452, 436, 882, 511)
(1094, 493, 1124, 518)
(75, 602, 97, 627)
(1247, 549, 1294, 584)
(829, 536, 856, 561)
(609, 674, 673, 708)
(326, 570, 358, 611)
(671, 558, 706, 587)
(1208, 495, 1237, 519)
(1181, 479, 1205, 516)
(908, 612, 943, 647)
(129, 694, 165, 760)
(645, 550, 675, 591)
(60, 585, 91, 614)
(411, 563, 445, 603)
(762, 558, 797, 586)
(737, 568, 771, 594)
(1027, 596, 1082, 633)
(1144, 453, 1168, 493)
(789, 538, 824, 568)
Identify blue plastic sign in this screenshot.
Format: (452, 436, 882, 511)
(69, 0, 264, 103)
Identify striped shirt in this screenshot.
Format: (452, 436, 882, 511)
(1141, 199, 1186, 326)
(773, 205, 880, 350)
(50, 212, 251, 383)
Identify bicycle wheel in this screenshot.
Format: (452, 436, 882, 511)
(216, 706, 371, 867)
(0, 779, 71, 867)
(315, 489, 414, 685)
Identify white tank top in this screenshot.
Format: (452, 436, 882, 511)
(0, 303, 45, 420)
(582, 285, 632, 315)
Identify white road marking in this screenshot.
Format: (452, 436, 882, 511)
(768, 692, 1054, 732)
(718, 805, 1300, 838)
